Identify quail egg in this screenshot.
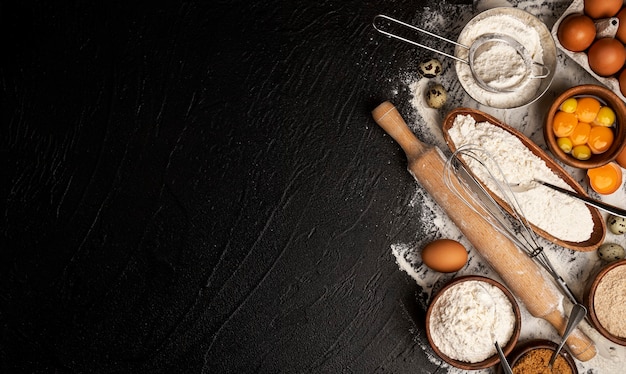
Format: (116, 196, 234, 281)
(418, 58, 443, 78)
(426, 84, 447, 109)
(607, 214, 626, 235)
(598, 243, 626, 262)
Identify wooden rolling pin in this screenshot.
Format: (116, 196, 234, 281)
(372, 101, 596, 362)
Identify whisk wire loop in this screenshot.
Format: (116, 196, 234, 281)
(444, 145, 579, 306)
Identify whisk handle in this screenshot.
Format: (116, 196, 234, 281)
(372, 102, 429, 161)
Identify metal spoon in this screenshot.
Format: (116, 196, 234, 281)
(496, 341, 513, 374)
(509, 179, 626, 218)
(549, 303, 587, 368)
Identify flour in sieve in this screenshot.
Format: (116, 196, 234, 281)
(472, 41, 527, 90)
(447, 114, 594, 242)
(456, 14, 543, 107)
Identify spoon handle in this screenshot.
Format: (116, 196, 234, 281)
(537, 180, 626, 218)
(549, 303, 588, 367)
(496, 341, 513, 374)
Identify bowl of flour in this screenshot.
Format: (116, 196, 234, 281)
(455, 7, 556, 109)
(584, 259, 626, 346)
(425, 275, 521, 370)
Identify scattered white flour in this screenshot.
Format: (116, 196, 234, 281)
(447, 114, 594, 242)
(456, 13, 544, 108)
(429, 280, 516, 363)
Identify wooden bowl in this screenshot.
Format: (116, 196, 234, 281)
(425, 275, 521, 370)
(544, 84, 626, 169)
(442, 107, 606, 252)
(584, 259, 626, 345)
(498, 339, 578, 374)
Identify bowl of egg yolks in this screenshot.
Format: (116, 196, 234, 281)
(544, 84, 626, 173)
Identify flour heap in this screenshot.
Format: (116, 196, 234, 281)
(447, 114, 594, 243)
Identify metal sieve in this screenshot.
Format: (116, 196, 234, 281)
(372, 14, 550, 93)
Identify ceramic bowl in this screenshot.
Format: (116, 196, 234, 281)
(425, 275, 521, 370)
(544, 84, 626, 169)
(498, 339, 578, 374)
(584, 259, 626, 345)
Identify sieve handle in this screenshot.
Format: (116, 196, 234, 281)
(372, 14, 468, 64)
(530, 61, 550, 79)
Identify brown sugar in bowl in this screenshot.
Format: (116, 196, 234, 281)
(544, 84, 626, 169)
(498, 339, 578, 374)
(425, 275, 521, 370)
(584, 259, 626, 345)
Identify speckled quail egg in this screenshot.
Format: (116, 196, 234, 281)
(418, 58, 443, 78)
(426, 84, 447, 109)
(598, 243, 626, 261)
(607, 215, 626, 235)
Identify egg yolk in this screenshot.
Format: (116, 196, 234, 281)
(588, 125, 614, 154)
(587, 162, 623, 195)
(593, 106, 616, 127)
(575, 97, 601, 123)
(560, 98, 578, 113)
(553, 111, 578, 137)
(569, 122, 591, 145)
(572, 144, 592, 160)
(557, 137, 573, 153)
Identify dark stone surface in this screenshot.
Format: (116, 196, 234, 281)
(1, 1, 474, 372)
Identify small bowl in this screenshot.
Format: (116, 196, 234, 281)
(584, 259, 626, 345)
(499, 339, 578, 374)
(425, 275, 521, 370)
(544, 84, 626, 169)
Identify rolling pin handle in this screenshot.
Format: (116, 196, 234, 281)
(371, 101, 428, 161)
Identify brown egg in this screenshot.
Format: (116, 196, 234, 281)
(558, 14, 596, 52)
(617, 7, 626, 44)
(421, 239, 468, 273)
(584, 0, 622, 19)
(588, 38, 626, 76)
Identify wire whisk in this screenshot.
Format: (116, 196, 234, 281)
(443, 144, 581, 308)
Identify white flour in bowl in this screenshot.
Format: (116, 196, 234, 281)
(429, 280, 516, 363)
(447, 114, 594, 243)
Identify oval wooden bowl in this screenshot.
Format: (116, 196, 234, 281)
(584, 259, 626, 346)
(425, 275, 521, 370)
(497, 339, 578, 374)
(544, 84, 626, 169)
(442, 107, 606, 252)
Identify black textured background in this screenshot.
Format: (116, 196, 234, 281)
(1, 1, 473, 372)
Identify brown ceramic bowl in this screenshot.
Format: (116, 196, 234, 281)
(584, 259, 626, 345)
(498, 339, 578, 374)
(544, 84, 626, 169)
(425, 275, 521, 370)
